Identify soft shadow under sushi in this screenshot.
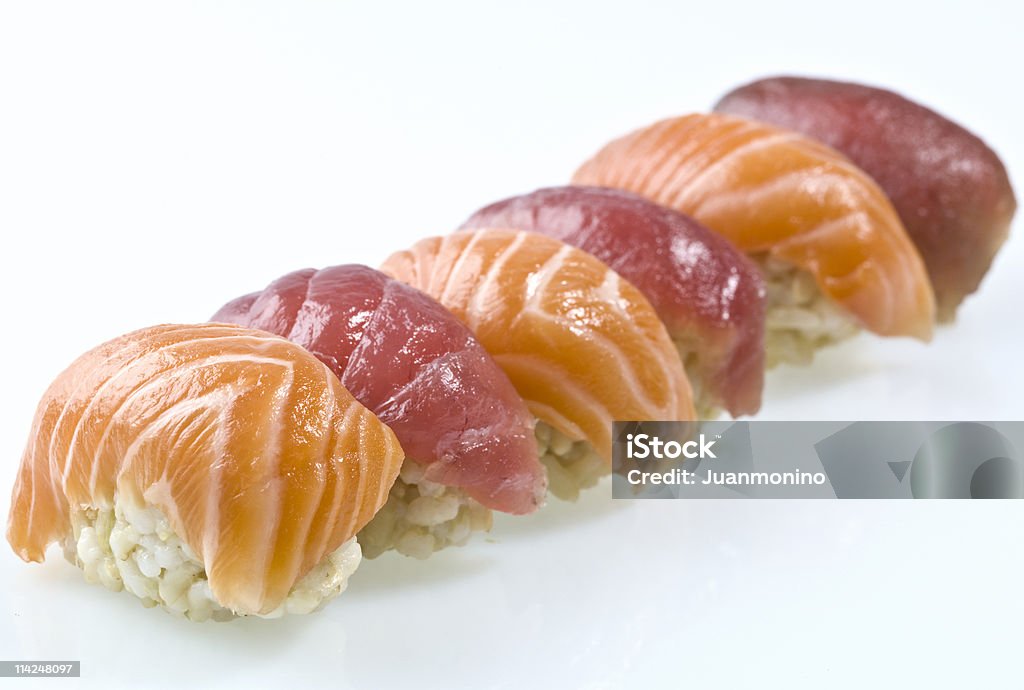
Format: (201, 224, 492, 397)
(487, 477, 631, 541)
(343, 550, 497, 597)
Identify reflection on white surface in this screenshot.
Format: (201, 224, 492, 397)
(3, 485, 1023, 689)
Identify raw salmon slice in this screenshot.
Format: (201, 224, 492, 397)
(382, 229, 695, 500)
(7, 323, 403, 619)
(461, 186, 766, 418)
(213, 265, 546, 558)
(715, 76, 1016, 321)
(573, 113, 936, 363)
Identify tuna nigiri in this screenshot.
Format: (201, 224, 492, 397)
(715, 76, 1016, 320)
(381, 229, 695, 500)
(7, 324, 403, 621)
(573, 113, 936, 366)
(460, 186, 766, 418)
(212, 265, 546, 559)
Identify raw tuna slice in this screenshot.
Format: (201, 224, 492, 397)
(714, 76, 1016, 320)
(213, 264, 545, 559)
(382, 229, 695, 501)
(573, 113, 936, 366)
(461, 186, 766, 417)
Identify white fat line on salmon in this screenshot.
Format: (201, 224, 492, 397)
(298, 368, 335, 564)
(642, 120, 710, 194)
(467, 230, 530, 332)
(398, 244, 431, 297)
(691, 169, 859, 222)
(77, 354, 296, 490)
(334, 398, 368, 540)
(439, 231, 487, 308)
(782, 209, 867, 247)
(617, 119, 681, 191)
(309, 409, 346, 561)
(109, 388, 234, 494)
(673, 131, 803, 210)
(303, 363, 337, 558)
(652, 120, 759, 208)
(594, 269, 628, 314)
(201, 385, 232, 566)
(258, 360, 299, 590)
(263, 349, 299, 522)
(523, 243, 573, 305)
(59, 335, 295, 485)
(21, 449, 42, 559)
(44, 325, 192, 482)
(85, 385, 238, 494)
(515, 305, 669, 417)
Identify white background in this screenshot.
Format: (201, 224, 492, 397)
(0, 1, 1021, 688)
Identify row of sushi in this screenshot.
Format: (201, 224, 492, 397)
(6, 77, 1016, 622)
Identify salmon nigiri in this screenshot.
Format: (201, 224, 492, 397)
(461, 186, 766, 418)
(381, 229, 695, 500)
(573, 112, 936, 366)
(212, 264, 546, 559)
(7, 324, 403, 621)
(715, 76, 1016, 321)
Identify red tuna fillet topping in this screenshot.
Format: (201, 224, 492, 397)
(213, 264, 545, 514)
(715, 76, 1016, 320)
(461, 186, 766, 416)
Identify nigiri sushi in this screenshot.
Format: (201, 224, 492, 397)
(212, 265, 546, 559)
(572, 112, 936, 366)
(715, 76, 1016, 321)
(7, 324, 403, 621)
(460, 186, 766, 419)
(381, 229, 696, 500)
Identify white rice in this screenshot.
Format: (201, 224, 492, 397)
(63, 498, 361, 622)
(760, 256, 859, 367)
(672, 343, 719, 421)
(535, 421, 607, 501)
(358, 461, 492, 560)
